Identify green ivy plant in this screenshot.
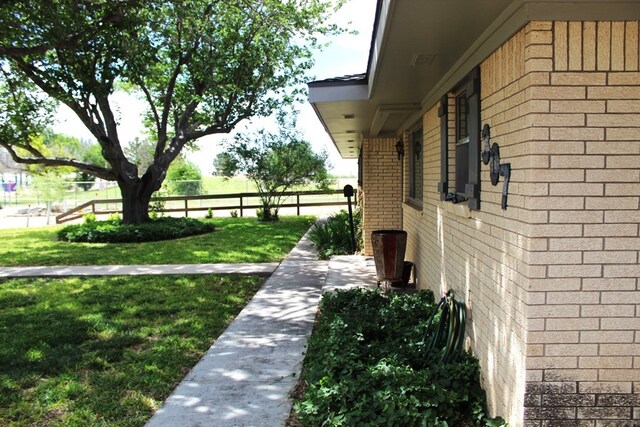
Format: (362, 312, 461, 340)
(293, 289, 508, 426)
(57, 217, 214, 244)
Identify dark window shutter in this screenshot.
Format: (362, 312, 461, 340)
(465, 67, 481, 210)
(437, 94, 448, 200)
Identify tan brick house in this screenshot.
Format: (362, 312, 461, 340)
(308, 1, 640, 425)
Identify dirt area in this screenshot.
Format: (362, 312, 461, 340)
(0, 206, 55, 229)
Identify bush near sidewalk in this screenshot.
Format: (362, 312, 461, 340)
(308, 209, 362, 259)
(292, 289, 507, 426)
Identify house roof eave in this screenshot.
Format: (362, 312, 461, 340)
(310, 0, 640, 159)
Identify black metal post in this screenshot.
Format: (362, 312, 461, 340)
(343, 185, 356, 254)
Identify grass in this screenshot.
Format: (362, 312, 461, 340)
(4, 176, 357, 208)
(0, 274, 264, 426)
(0, 216, 315, 266)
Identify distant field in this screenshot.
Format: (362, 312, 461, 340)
(201, 176, 357, 195)
(3, 175, 357, 209)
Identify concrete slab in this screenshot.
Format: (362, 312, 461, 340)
(323, 255, 378, 293)
(0, 263, 279, 278)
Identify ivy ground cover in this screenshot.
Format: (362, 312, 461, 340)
(292, 289, 507, 426)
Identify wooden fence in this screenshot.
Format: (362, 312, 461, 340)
(55, 189, 355, 224)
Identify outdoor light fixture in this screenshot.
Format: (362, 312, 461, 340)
(414, 138, 422, 159)
(395, 139, 404, 160)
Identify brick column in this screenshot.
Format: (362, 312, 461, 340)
(360, 137, 403, 255)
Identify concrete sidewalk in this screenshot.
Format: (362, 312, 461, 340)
(0, 230, 378, 426)
(145, 246, 377, 426)
(146, 231, 336, 427)
(0, 263, 278, 278)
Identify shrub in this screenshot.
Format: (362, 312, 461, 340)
(83, 212, 97, 224)
(308, 209, 361, 259)
(230, 209, 238, 218)
(149, 193, 167, 219)
(293, 289, 507, 427)
(107, 212, 122, 223)
(166, 160, 202, 195)
(256, 207, 278, 222)
(57, 217, 215, 243)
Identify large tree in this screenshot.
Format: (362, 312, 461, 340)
(218, 113, 330, 221)
(0, 0, 341, 223)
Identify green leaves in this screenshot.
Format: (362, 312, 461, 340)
(294, 289, 508, 426)
(220, 112, 330, 220)
(308, 209, 361, 259)
(57, 216, 214, 243)
(1, 0, 342, 221)
(165, 159, 202, 195)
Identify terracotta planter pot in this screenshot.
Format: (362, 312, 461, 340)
(371, 230, 407, 286)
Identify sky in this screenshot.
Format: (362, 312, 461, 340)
(52, 0, 377, 177)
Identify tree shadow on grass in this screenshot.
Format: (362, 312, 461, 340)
(0, 275, 263, 425)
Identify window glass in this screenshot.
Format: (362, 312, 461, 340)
(455, 92, 469, 195)
(439, 67, 481, 209)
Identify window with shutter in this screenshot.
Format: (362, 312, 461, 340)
(439, 67, 481, 210)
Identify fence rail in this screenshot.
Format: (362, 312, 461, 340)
(56, 189, 355, 224)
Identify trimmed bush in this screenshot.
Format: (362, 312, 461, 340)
(308, 209, 361, 259)
(293, 289, 507, 426)
(57, 217, 215, 243)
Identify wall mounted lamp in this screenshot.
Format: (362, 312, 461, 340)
(414, 139, 422, 159)
(395, 139, 404, 160)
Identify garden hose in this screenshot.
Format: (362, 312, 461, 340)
(424, 290, 467, 363)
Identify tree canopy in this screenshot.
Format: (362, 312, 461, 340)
(0, 0, 343, 223)
(218, 112, 330, 221)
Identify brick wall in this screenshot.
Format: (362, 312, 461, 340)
(403, 26, 531, 423)
(360, 137, 403, 255)
(521, 21, 640, 426)
(400, 20, 640, 424)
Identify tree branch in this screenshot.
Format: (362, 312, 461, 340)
(0, 143, 115, 180)
(10, 57, 111, 145)
(135, 78, 162, 144)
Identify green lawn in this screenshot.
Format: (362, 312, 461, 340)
(0, 214, 316, 425)
(0, 216, 315, 266)
(0, 274, 263, 426)
(4, 175, 357, 207)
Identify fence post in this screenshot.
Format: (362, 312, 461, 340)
(185, 199, 188, 217)
(296, 193, 300, 216)
(240, 196, 243, 217)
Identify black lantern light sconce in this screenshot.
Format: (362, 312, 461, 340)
(481, 124, 511, 210)
(395, 139, 404, 160)
(414, 138, 422, 159)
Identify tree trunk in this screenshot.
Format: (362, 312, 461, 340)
(118, 179, 156, 224)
